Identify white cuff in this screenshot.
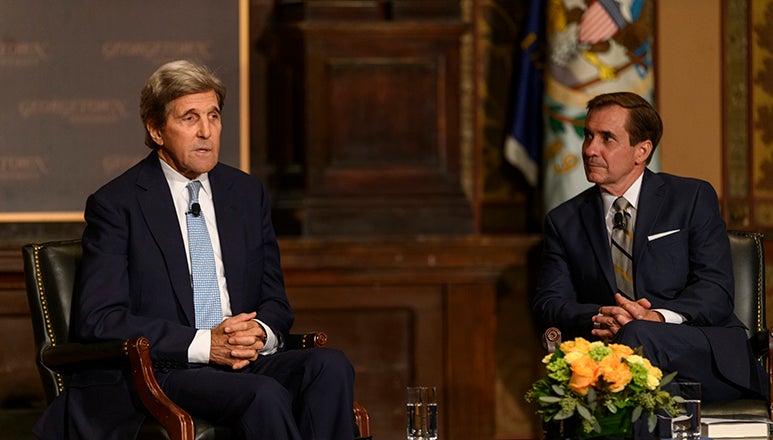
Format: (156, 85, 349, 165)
(256, 319, 279, 355)
(654, 308, 685, 324)
(187, 329, 212, 364)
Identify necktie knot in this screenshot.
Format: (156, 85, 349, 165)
(187, 181, 202, 207)
(612, 197, 631, 230)
(613, 196, 630, 213)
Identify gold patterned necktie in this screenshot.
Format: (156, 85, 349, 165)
(611, 197, 634, 298)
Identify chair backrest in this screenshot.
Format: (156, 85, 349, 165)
(727, 231, 766, 339)
(22, 239, 83, 402)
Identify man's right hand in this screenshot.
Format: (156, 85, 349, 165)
(210, 312, 263, 369)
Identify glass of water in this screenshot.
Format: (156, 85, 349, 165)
(669, 382, 701, 439)
(406, 386, 438, 440)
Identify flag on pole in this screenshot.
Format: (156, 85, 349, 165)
(504, 0, 545, 186)
(542, 0, 657, 213)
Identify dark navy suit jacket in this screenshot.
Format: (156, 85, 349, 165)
(34, 151, 295, 439)
(533, 169, 761, 393)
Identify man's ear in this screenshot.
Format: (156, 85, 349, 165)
(635, 140, 652, 165)
(147, 124, 164, 146)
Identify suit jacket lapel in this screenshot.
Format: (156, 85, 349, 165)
(632, 169, 665, 298)
(580, 189, 617, 294)
(135, 152, 196, 326)
(209, 165, 246, 314)
(634, 170, 665, 265)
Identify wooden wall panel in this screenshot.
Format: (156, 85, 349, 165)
(290, 285, 442, 439)
(266, 21, 474, 235)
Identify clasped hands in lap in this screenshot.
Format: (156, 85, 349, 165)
(593, 293, 665, 339)
(210, 311, 266, 369)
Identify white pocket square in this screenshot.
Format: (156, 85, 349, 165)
(648, 229, 680, 241)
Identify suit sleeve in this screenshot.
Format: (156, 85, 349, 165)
(76, 190, 196, 366)
(532, 211, 604, 339)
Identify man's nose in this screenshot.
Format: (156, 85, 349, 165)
(197, 119, 211, 138)
(582, 140, 597, 156)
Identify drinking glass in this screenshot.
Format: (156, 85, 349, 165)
(669, 382, 702, 439)
(406, 386, 438, 440)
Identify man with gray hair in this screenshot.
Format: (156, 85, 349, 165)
(34, 60, 356, 439)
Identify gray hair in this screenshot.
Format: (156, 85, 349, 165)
(139, 60, 226, 149)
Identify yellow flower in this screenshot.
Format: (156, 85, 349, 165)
(646, 372, 661, 389)
(564, 351, 584, 364)
(568, 355, 598, 395)
(560, 337, 592, 355)
(626, 354, 663, 390)
(642, 359, 663, 390)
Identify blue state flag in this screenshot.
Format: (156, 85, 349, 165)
(504, 0, 545, 187)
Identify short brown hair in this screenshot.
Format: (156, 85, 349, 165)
(139, 60, 227, 149)
(586, 92, 662, 163)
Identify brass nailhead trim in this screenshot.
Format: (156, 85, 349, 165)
(33, 244, 64, 393)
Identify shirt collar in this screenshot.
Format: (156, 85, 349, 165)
(601, 172, 644, 215)
(158, 157, 212, 198)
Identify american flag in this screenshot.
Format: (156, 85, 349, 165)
(578, 0, 629, 44)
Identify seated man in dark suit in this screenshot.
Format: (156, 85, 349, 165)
(532, 91, 767, 404)
(33, 59, 356, 439)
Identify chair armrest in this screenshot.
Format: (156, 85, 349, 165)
(41, 340, 128, 373)
(353, 401, 371, 437)
(42, 337, 194, 440)
(285, 332, 328, 349)
(542, 327, 562, 354)
(126, 337, 195, 440)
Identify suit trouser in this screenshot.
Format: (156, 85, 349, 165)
(160, 347, 355, 439)
(614, 320, 766, 403)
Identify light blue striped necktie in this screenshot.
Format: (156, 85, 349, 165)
(186, 181, 222, 329)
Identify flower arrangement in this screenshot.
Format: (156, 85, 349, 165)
(526, 337, 680, 437)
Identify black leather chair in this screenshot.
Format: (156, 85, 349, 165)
(703, 230, 770, 419)
(542, 230, 772, 420)
(23, 239, 371, 440)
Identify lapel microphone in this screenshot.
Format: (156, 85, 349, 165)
(613, 212, 626, 230)
(189, 203, 201, 217)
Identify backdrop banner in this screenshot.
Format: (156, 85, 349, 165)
(0, 1, 242, 220)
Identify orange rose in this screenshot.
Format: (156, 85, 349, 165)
(609, 343, 634, 357)
(599, 355, 632, 392)
(568, 355, 598, 395)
